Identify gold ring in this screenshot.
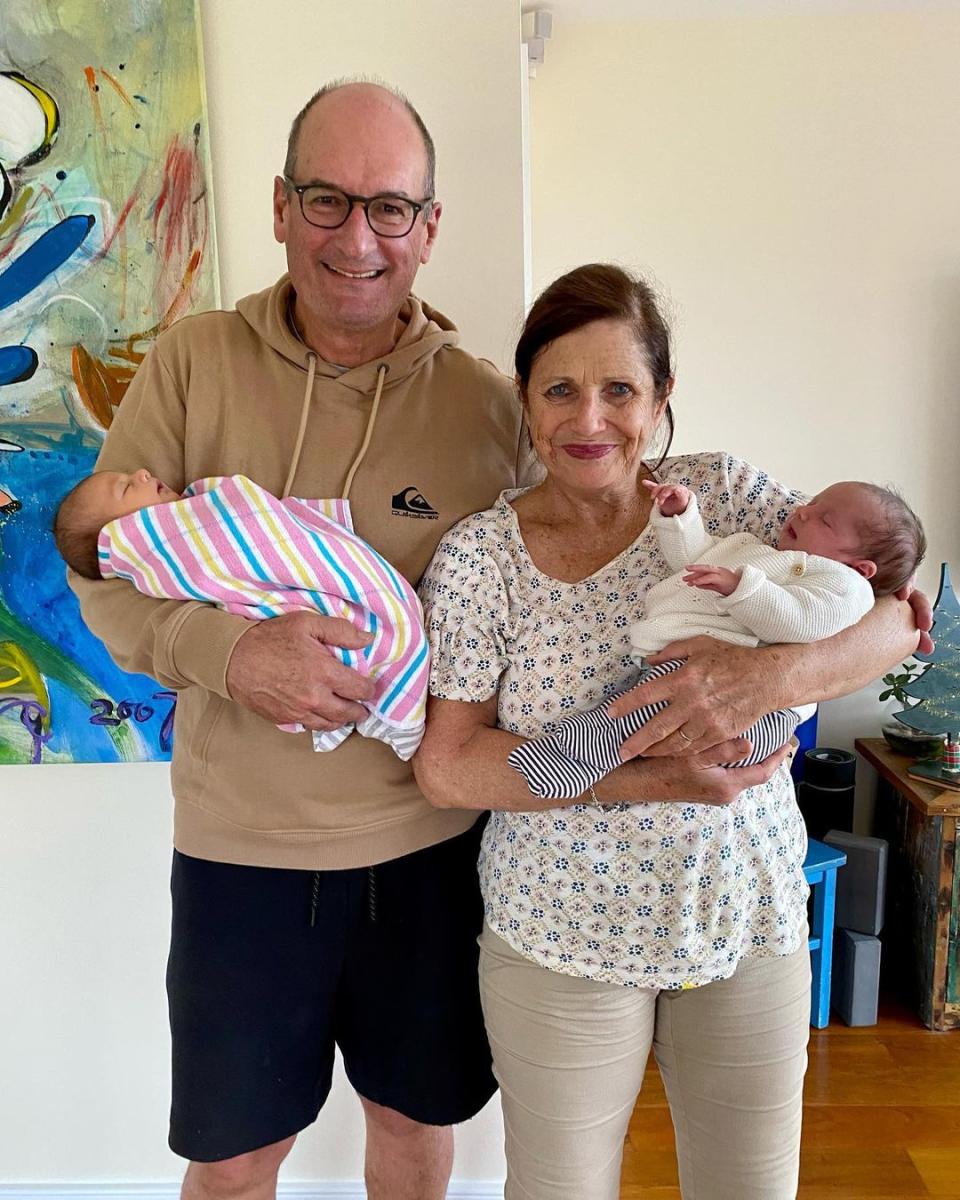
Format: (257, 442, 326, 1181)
(677, 728, 694, 744)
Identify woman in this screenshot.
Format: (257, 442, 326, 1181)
(414, 264, 923, 1199)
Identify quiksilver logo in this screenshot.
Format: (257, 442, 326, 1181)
(392, 486, 439, 519)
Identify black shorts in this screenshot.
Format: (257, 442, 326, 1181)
(166, 820, 495, 1162)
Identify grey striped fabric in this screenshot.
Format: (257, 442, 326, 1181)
(507, 659, 800, 800)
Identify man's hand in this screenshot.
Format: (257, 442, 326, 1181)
(682, 564, 741, 596)
(225, 611, 376, 729)
(642, 479, 691, 518)
(629, 737, 792, 805)
(896, 580, 933, 655)
(607, 637, 777, 758)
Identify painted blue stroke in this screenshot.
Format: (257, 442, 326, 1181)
(0, 345, 39, 385)
(0, 213, 96, 312)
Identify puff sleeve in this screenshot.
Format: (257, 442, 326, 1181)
(419, 514, 511, 703)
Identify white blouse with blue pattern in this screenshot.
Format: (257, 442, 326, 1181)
(419, 452, 811, 990)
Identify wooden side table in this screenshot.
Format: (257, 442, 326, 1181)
(855, 737, 960, 1030)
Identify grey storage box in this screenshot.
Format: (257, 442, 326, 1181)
(832, 928, 882, 1026)
(823, 829, 888, 936)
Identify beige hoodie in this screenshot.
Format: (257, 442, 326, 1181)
(70, 274, 539, 868)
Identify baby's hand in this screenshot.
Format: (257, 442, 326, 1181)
(642, 480, 691, 517)
(683, 564, 741, 596)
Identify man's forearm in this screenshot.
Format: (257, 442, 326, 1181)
(763, 595, 921, 709)
(70, 570, 251, 697)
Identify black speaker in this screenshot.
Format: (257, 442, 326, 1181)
(796, 748, 855, 840)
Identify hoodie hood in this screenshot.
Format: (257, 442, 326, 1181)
(235, 274, 460, 396)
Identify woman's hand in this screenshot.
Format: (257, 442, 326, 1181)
(626, 737, 793, 804)
(607, 636, 777, 758)
(896, 580, 933, 655)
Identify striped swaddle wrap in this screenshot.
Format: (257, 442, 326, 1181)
(98, 474, 428, 759)
(507, 659, 800, 800)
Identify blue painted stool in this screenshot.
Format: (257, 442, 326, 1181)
(802, 838, 847, 1028)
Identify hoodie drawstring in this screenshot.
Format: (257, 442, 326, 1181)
(341, 362, 389, 500)
(283, 356, 388, 502)
(282, 351, 317, 499)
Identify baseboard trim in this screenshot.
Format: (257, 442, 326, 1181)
(0, 1184, 501, 1199)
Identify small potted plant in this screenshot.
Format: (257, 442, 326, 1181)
(879, 662, 946, 757)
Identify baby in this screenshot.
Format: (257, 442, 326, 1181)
(54, 468, 429, 760)
(508, 478, 926, 799)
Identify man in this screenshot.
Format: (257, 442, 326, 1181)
(71, 81, 538, 1200)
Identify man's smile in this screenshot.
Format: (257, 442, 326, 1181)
(322, 262, 386, 280)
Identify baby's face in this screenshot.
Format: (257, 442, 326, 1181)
(86, 469, 181, 527)
(777, 482, 876, 563)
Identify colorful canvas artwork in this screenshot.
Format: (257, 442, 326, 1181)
(0, 0, 218, 763)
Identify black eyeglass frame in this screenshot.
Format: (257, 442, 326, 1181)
(283, 176, 434, 238)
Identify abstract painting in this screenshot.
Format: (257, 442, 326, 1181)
(0, 0, 218, 762)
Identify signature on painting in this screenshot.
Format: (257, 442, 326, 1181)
(88, 690, 177, 752)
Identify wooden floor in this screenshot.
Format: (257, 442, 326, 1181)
(620, 996, 960, 1199)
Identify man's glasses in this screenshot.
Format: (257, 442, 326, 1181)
(284, 177, 433, 238)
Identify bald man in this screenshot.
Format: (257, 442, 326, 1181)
(71, 81, 539, 1200)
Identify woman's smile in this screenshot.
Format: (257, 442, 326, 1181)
(562, 443, 617, 459)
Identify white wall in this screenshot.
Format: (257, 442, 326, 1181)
(529, 6, 960, 818)
(1, 0, 524, 1188)
(205, 0, 527, 371)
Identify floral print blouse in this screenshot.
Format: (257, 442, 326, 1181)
(420, 452, 811, 989)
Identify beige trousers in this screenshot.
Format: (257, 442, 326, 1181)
(479, 926, 811, 1200)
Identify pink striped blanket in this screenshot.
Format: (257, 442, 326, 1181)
(98, 474, 428, 759)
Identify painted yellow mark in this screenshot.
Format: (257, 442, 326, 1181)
(0, 642, 50, 723)
(0, 184, 33, 239)
(5, 70, 60, 151)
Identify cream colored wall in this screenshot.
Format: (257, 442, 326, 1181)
(1, 0, 524, 1187)
(205, 0, 527, 369)
(530, 8, 960, 791)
